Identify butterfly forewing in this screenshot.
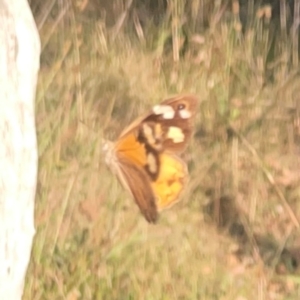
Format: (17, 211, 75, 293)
(119, 95, 198, 146)
(143, 95, 198, 153)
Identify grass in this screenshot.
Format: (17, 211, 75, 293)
(24, 1, 300, 299)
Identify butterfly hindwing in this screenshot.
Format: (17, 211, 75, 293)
(152, 153, 188, 210)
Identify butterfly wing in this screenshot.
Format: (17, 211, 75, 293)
(152, 153, 188, 210)
(116, 153, 158, 223)
(119, 94, 198, 154)
(144, 94, 199, 153)
(105, 134, 158, 222)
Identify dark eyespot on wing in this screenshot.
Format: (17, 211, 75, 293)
(178, 103, 185, 110)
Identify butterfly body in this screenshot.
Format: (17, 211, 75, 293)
(103, 95, 198, 223)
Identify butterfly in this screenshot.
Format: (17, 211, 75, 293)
(103, 94, 198, 223)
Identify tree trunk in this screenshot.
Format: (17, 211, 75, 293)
(0, 0, 40, 299)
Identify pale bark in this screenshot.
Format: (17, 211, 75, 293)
(0, 0, 40, 299)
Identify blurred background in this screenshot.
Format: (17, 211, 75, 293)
(25, 0, 300, 299)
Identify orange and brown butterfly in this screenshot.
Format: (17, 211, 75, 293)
(103, 94, 199, 223)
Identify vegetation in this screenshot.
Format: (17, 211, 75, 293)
(25, 0, 300, 299)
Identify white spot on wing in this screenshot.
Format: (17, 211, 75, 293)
(142, 123, 152, 137)
(153, 105, 175, 119)
(142, 123, 156, 145)
(167, 126, 185, 143)
(147, 152, 157, 174)
(179, 109, 191, 119)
